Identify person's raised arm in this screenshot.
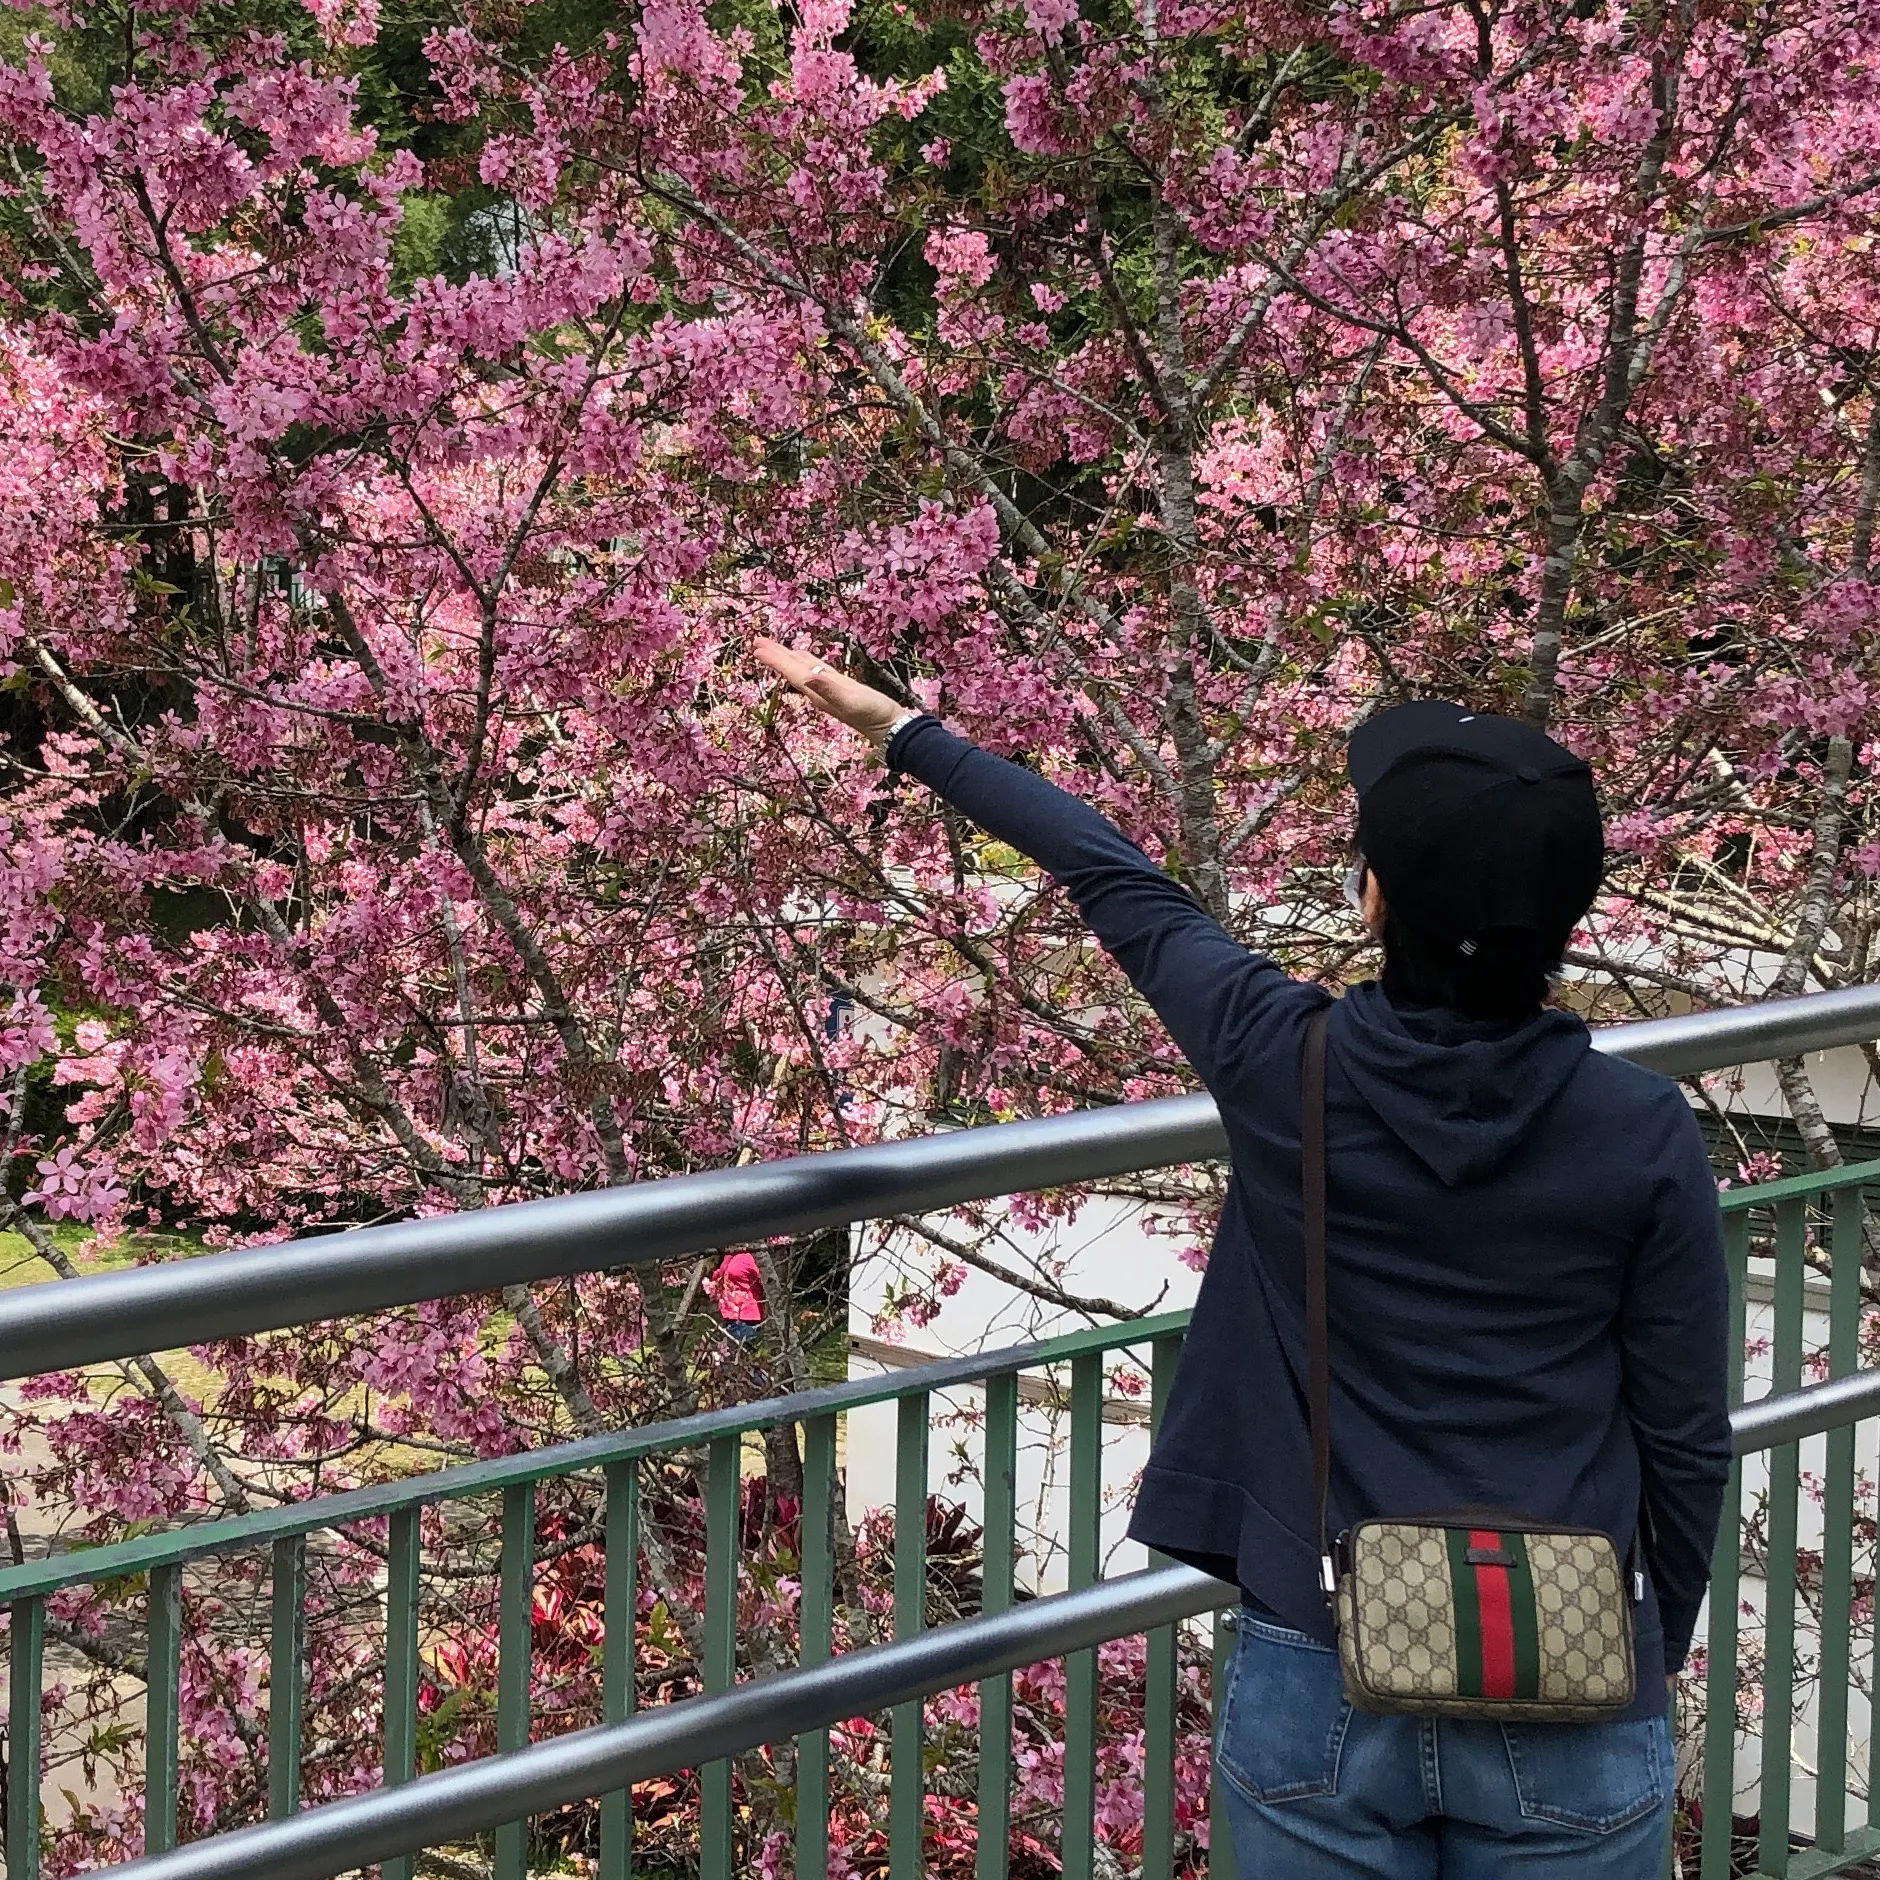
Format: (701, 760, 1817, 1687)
(753, 639, 1307, 1088)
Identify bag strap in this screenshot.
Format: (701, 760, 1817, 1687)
(1301, 1003, 1334, 1597)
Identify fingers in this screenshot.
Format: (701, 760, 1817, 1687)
(755, 638, 851, 710)
(752, 636, 900, 739)
(753, 636, 837, 697)
(752, 636, 808, 687)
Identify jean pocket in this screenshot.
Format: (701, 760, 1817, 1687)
(1215, 1614, 1351, 1804)
(1500, 1715, 1671, 1833)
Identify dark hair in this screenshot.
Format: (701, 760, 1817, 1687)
(1380, 912, 1560, 1021)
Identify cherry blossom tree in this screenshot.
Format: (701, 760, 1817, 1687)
(0, 0, 1876, 1862)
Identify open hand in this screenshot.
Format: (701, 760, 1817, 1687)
(754, 638, 907, 745)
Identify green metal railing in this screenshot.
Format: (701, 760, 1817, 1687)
(1, 1310, 1207, 1880)
(1702, 1161, 1880, 1879)
(4, 1163, 1880, 1878)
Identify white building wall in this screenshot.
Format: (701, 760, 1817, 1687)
(844, 1194, 1197, 1594)
(1707, 1044, 1880, 1139)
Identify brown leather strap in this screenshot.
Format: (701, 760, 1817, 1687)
(1301, 1004, 1334, 1583)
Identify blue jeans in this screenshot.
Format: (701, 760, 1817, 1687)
(1216, 1613, 1674, 1877)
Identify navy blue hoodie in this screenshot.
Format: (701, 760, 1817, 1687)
(888, 717, 1732, 1718)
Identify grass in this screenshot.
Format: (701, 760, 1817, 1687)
(0, 1219, 139, 1287)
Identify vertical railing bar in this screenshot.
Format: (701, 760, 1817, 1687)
(1140, 1333, 1183, 1880)
(1814, 1186, 1861, 1854)
(1701, 1210, 1751, 1880)
(144, 1561, 183, 1856)
(1872, 1264, 1880, 1849)
(1863, 1212, 1880, 1834)
(493, 1481, 536, 1880)
(976, 1373, 1019, 1880)
(700, 1432, 741, 1880)
(890, 1391, 931, 1880)
(7, 1595, 45, 1880)
(268, 1535, 307, 1821)
(1757, 1199, 1806, 1879)
(599, 1461, 639, 1880)
(798, 1416, 837, 1880)
(1062, 1353, 1103, 1880)
(1699, 1458, 1744, 1880)
(382, 1506, 422, 1880)
(1209, 1609, 1239, 1880)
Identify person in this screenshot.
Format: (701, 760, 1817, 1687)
(754, 638, 1731, 1879)
(708, 1248, 765, 1348)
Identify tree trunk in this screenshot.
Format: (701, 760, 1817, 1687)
(764, 1421, 805, 1517)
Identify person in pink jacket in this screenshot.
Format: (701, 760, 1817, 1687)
(708, 1250, 764, 1346)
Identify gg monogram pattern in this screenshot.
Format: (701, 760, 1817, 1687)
(1337, 1524, 1462, 1701)
(1523, 1532, 1633, 1704)
(1334, 1520, 1636, 1721)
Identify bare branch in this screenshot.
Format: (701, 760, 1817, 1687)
(890, 1214, 1168, 1323)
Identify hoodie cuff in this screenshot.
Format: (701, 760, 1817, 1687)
(884, 713, 942, 772)
(1659, 1603, 1700, 1676)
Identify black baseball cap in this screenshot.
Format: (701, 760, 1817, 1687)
(1346, 701, 1604, 956)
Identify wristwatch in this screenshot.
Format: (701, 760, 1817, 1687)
(880, 708, 921, 749)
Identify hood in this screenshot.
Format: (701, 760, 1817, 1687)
(1331, 981, 1592, 1188)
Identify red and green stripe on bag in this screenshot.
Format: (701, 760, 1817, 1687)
(1444, 1528, 1543, 1700)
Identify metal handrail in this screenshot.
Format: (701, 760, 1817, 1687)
(1727, 1365, 1880, 1453)
(2, 983, 1877, 1384)
(101, 1360, 1880, 1880)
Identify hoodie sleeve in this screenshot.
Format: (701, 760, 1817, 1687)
(1620, 1094, 1733, 1672)
(885, 717, 1301, 1089)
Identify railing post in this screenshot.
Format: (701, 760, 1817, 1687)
(268, 1535, 306, 1821)
(977, 1372, 1018, 1880)
(1756, 1201, 1806, 1879)
(798, 1416, 837, 1880)
(144, 1563, 183, 1856)
(891, 1392, 931, 1880)
(7, 1595, 44, 1880)
(1814, 1186, 1862, 1856)
(600, 1462, 639, 1880)
(700, 1434, 741, 1880)
(1062, 1353, 1103, 1880)
(1141, 1331, 1184, 1880)
(1701, 1211, 1750, 1880)
(383, 1506, 422, 1880)
(494, 1482, 536, 1880)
